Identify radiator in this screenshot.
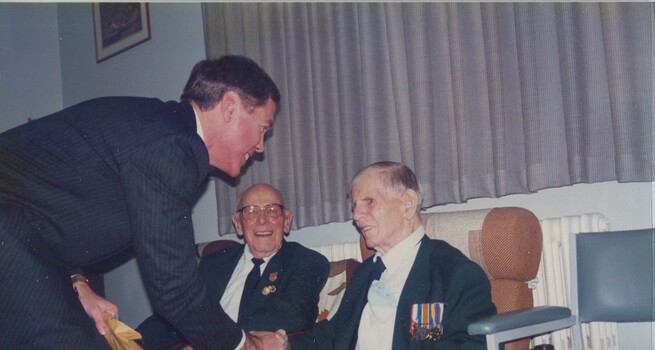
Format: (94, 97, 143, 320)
(532, 213, 618, 350)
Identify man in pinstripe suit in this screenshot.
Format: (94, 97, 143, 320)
(0, 55, 288, 349)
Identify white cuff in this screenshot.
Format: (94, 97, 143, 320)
(234, 330, 246, 350)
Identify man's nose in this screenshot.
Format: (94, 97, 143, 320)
(352, 207, 365, 222)
(256, 210, 269, 224)
(254, 135, 265, 153)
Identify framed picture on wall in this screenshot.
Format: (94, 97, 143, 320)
(92, 3, 151, 63)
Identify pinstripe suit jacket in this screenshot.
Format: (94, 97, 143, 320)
(0, 97, 242, 348)
(137, 240, 329, 349)
(289, 236, 496, 350)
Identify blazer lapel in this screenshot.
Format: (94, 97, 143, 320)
(394, 236, 433, 349)
(221, 247, 244, 294)
(202, 245, 244, 299)
(333, 257, 376, 349)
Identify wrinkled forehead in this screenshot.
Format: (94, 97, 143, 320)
(350, 170, 392, 199)
(351, 167, 389, 189)
(239, 184, 284, 207)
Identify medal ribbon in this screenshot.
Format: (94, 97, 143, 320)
(410, 304, 444, 328)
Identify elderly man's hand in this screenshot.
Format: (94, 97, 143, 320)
(242, 329, 288, 350)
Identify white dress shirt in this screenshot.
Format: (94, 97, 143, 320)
(219, 244, 278, 349)
(194, 109, 205, 141)
(356, 226, 425, 350)
(220, 246, 274, 321)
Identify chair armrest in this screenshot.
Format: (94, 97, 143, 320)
(468, 306, 572, 335)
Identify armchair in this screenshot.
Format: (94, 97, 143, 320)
(468, 228, 655, 350)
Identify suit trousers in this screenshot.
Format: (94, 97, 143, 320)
(0, 204, 110, 349)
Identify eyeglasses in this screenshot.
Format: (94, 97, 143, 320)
(237, 203, 285, 222)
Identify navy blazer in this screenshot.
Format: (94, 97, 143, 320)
(0, 97, 243, 348)
(137, 240, 329, 349)
(289, 236, 496, 350)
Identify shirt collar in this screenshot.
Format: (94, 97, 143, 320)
(193, 107, 205, 142)
(243, 242, 281, 264)
(374, 225, 425, 272)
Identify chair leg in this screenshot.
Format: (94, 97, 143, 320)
(572, 324, 584, 350)
(486, 334, 501, 350)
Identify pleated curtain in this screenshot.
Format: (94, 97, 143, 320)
(201, 2, 653, 234)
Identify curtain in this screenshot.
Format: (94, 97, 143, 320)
(202, 3, 653, 234)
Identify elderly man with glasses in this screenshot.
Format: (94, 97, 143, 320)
(137, 183, 330, 350)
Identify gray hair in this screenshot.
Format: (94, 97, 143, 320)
(350, 161, 423, 213)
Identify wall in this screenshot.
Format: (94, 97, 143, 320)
(0, 3, 63, 130)
(57, 3, 205, 106)
(1, 3, 653, 349)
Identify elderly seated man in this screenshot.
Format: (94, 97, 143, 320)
(137, 183, 329, 350)
(285, 161, 496, 350)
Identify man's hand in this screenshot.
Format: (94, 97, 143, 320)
(74, 280, 119, 335)
(242, 329, 288, 350)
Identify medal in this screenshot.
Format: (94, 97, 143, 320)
(262, 285, 277, 295)
(269, 272, 278, 282)
(409, 302, 444, 341)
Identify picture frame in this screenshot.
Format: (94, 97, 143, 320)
(92, 3, 151, 63)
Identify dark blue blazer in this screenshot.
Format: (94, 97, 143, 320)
(137, 240, 329, 349)
(289, 237, 496, 350)
(0, 97, 243, 348)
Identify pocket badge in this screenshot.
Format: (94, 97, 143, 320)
(262, 285, 277, 296)
(269, 272, 278, 282)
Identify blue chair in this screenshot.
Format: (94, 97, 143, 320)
(468, 228, 655, 350)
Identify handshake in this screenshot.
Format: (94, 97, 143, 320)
(242, 329, 289, 350)
(179, 330, 289, 350)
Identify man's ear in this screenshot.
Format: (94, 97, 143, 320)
(220, 91, 241, 122)
(402, 189, 419, 217)
(232, 213, 244, 238)
(283, 210, 294, 236)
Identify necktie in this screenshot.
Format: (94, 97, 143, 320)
(364, 257, 386, 305)
(351, 257, 386, 349)
(238, 257, 264, 322)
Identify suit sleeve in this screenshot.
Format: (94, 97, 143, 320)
(123, 135, 241, 349)
(136, 313, 185, 350)
(431, 261, 496, 350)
(288, 319, 336, 350)
(243, 250, 330, 332)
